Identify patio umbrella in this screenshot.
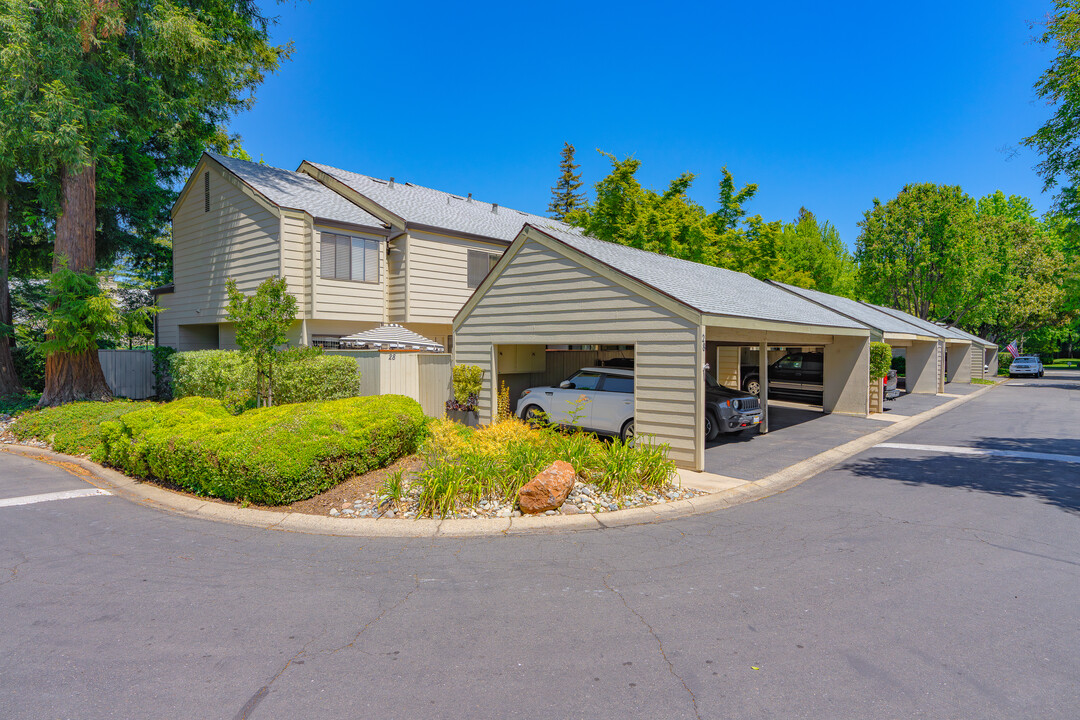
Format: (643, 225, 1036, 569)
(337, 324, 445, 352)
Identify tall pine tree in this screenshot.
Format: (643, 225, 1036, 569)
(547, 142, 587, 221)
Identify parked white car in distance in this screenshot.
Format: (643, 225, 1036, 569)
(1009, 356, 1044, 378)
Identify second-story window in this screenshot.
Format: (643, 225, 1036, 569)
(320, 232, 380, 283)
(467, 249, 500, 288)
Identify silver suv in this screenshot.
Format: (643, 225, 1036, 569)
(1009, 356, 1044, 378)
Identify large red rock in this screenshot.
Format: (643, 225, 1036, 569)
(518, 461, 577, 514)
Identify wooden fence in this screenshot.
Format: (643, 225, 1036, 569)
(99, 349, 155, 400)
(326, 350, 452, 417)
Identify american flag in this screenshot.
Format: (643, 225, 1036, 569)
(1006, 342, 1019, 358)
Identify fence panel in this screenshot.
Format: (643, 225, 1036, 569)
(98, 349, 155, 400)
(418, 353, 452, 417)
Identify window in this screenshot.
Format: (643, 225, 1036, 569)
(775, 355, 803, 370)
(311, 335, 342, 349)
(320, 232, 380, 283)
(600, 374, 634, 393)
(566, 370, 603, 391)
(467, 249, 499, 288)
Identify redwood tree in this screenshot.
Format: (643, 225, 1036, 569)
(0, 0, 289, 405)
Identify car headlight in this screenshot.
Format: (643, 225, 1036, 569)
(520, 389, 531, 399)
(731, 399, 741, 411)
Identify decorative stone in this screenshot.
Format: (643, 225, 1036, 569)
(518, 461, 576, 515)
(561, 503, 580, 515)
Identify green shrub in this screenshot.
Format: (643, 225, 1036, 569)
(12, 345, 45, 393)
(99, 395, 426, 505)
(890, 354, 906, 375)
(171, 348, 360, 406)
(998, 352, 1014, 375)
(152, 346, 177, 399)
(11, 400, 151, 456)
(869, 341, 892, 381)
(0, 392, 40, 417)
(450, 364, 483, 410)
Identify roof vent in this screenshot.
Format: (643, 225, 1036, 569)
(389, 177, 395, 189)
(491, 203, 498, 214)
(467, 193, 473, 203)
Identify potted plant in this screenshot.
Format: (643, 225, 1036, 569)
(446, 365, 483, 427)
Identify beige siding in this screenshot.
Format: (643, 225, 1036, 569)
(713, 346, 740, 388)
(407, 230, 505, 324)
(158, 161, 281, 349)
(388, 234, 407, 322)
(970, 346, 985, 380)
(281, 212, 311, 314)
(455, 238, 702, 469)
(312, 225, 386, 322)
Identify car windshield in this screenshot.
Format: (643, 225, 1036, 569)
(705, 373, 737, 393)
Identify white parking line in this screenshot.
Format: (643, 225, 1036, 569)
(875, 442, 1080, 464)
(0, 488, 112, 508)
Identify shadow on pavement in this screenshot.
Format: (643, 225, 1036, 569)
(843, 436, 1080, 514)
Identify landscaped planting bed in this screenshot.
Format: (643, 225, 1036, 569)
(9, 400, 153, 455)
(322, 418, 701, 520)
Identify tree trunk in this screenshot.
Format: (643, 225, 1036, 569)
(39, 162, 112, 406)
(0, 182, 23, 396)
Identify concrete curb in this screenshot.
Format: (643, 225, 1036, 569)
(0, 382, 998, 537)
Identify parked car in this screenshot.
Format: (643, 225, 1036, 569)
(1009, 356, 1044, 378)
(884, 369, 900, 400)
(516, 366, 762, 442)
(741, 351, 824, 402)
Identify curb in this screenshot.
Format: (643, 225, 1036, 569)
(0, 382, 999, 537)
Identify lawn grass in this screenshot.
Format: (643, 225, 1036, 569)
(972, 378, 996, 385)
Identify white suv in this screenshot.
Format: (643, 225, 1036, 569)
(516, 366, 762, 442)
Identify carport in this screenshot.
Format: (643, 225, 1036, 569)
(868, 306, 979, 387)
(453, 224, 871, 471)
(772, 284, 947, 396)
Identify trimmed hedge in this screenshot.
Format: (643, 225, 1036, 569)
(998, 352, 1013, 375)
(171, 347, 360, 406)
(869, 341, 892, 380)
(99, 395, 427, 505)
(11, 400, 151, 456)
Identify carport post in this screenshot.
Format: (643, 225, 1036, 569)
(758, 339, 769, 434)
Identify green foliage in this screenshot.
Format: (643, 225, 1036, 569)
(890, 354, 906, 375)
(39, 267, 117, 355)
(774, 208, 857, 297)
(451, 364, 483, 407)
(12, 344, 44, 393)
(0, 392, 39, 416)
(998, 352, 1015, 373)
(225, 275, 299, 406)
(97, 395, 427, 505)
(151, 346, 176, 399)
(547, 142, 587, 221)
(11, 399, 149, 456)
(413, 418, 677, 518)
(869, 342, 892, 380)
(171, 348, 359, 407)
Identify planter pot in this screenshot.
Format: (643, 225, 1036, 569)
(447, 409, 480, 428)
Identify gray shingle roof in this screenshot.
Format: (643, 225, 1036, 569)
(861, 303, 973, 342)
(527, 224, 867, 329)
(773, 283, 939, 337)
(207, 152, 385, 229)
(307, 162, 574, 243)
(932, 323, 996, 348)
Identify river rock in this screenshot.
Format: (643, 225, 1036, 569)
(518, 461, 576, 514)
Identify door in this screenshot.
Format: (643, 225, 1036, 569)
(549, 370, 603, 426)
(589, 373, 635, 434)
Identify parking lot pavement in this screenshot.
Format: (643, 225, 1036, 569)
(705, 402, 883, 481)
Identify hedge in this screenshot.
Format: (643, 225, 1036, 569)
(998, 352, 1014, 374)
(98, 395, 427, 505)
(869, 341, 892, 381)
(171, 347, 360, 407)
(11, 400, 151, 456)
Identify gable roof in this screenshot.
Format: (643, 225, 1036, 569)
(525, 224, 867, 329)
(206, 152, 386, 230)
(933, 323, 997, 348)
(772, 282, 938, 337)
(339, 323, 445, 352)
(861, 303, 973, 342)
(306, 162, 575, 243)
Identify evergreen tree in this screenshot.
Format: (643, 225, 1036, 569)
(547, 143, 587, 221)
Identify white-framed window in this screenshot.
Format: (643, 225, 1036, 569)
(467, 249, 499, 288)
(320, 232, 380, 283)
(311, 335, 342, 349)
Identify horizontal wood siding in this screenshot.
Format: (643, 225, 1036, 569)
(388, 235, 407, 323)
(312, 225, 386, 322)
(455, 238, 701, 468)
(407, 231, 505, 324)
(281, 213, 310, 314)
(970, 347, 984, 379)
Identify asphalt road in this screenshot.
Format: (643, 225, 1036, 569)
(2, 372, 1078, 719)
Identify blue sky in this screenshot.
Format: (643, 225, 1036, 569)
(230, 1, 1055, 248)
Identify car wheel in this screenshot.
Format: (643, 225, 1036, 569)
(704, 411, 720, 441)
(619, 418, 635, 445)
(522, 404, 545, 425)
(743, 376, 761, 396)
